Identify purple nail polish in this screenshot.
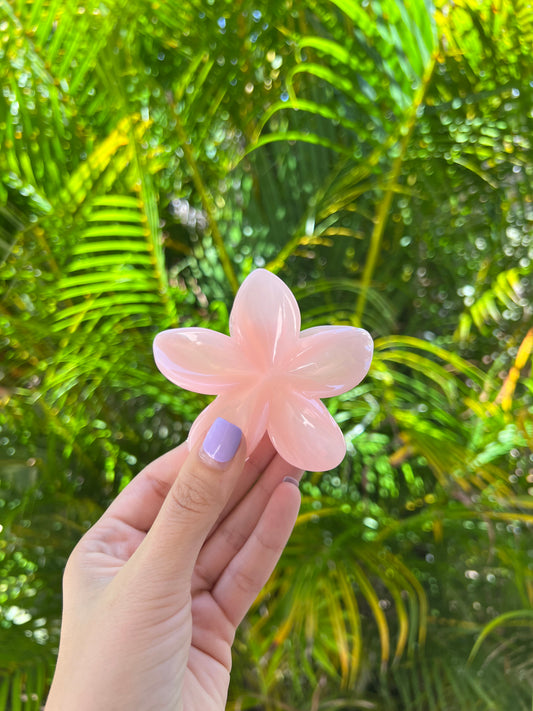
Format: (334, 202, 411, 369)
(201, 418, 242, 464)
(283, 476, 300, 488)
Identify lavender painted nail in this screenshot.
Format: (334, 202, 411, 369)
(201, 418, 242, 465)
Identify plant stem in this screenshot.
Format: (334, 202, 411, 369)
(355, 55, 437, 324)
(174, 112, 239, 294)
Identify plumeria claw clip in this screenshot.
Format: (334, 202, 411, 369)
(153, 269, 373, 471)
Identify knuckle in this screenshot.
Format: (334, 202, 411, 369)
(145, 473, 172, 502)
(253, 527, 280, 555)
(193, 560, 214, 589)
(170, 475, 215, 516)
(232, 566, 257, 596)
(223, 525, 248, 553)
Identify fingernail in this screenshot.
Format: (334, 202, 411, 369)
(283, 476, 300, 488)
(201, 418, 242, 466)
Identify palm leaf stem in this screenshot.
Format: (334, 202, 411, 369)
(173, 111, 239, 294)
(265, 155, 348, 274)
(127, 122, 178, 327)
(355, 54, 437, 323)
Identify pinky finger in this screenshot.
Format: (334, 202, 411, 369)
(211, 478, 301, 628)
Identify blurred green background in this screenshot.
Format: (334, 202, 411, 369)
(1, 0, 532, 708)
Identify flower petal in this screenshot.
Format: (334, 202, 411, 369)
(287, 325, 373, 397)
(153, 328, 251, 395)
(268, 390, 347, 471)
(188, 386, 270, 456)
(229, 269, 301, 368)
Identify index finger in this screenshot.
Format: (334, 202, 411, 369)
(97, 432, 278, 536)
(102, 441, 189, 532)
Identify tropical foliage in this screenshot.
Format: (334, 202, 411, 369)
(1, 0, 532, 708)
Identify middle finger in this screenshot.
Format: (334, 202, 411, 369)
(193, 452, 303, 592)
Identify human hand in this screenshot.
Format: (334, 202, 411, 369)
(45, 418, 302, 711)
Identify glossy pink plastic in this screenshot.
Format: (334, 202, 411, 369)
(153, 268, 373, 471)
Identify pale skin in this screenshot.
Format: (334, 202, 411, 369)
(45, 424, 302, 711)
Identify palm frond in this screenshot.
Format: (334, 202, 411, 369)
(468, 609, 533, 663)
(455, 267, 530, 342)
(246, 499, 428, 688)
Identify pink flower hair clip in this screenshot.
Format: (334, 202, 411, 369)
(153, 269, 373, 471)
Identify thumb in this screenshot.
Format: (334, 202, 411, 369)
(133, 417, 246, 590)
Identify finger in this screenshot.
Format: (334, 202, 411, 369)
(96, 442, 189, 534)
(211, 433, 277, 529)
(211, 478, 301, 628)
(194, 455, 302, 591)
(99, 433, 275, 538)
(130, 417, 247, 589)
